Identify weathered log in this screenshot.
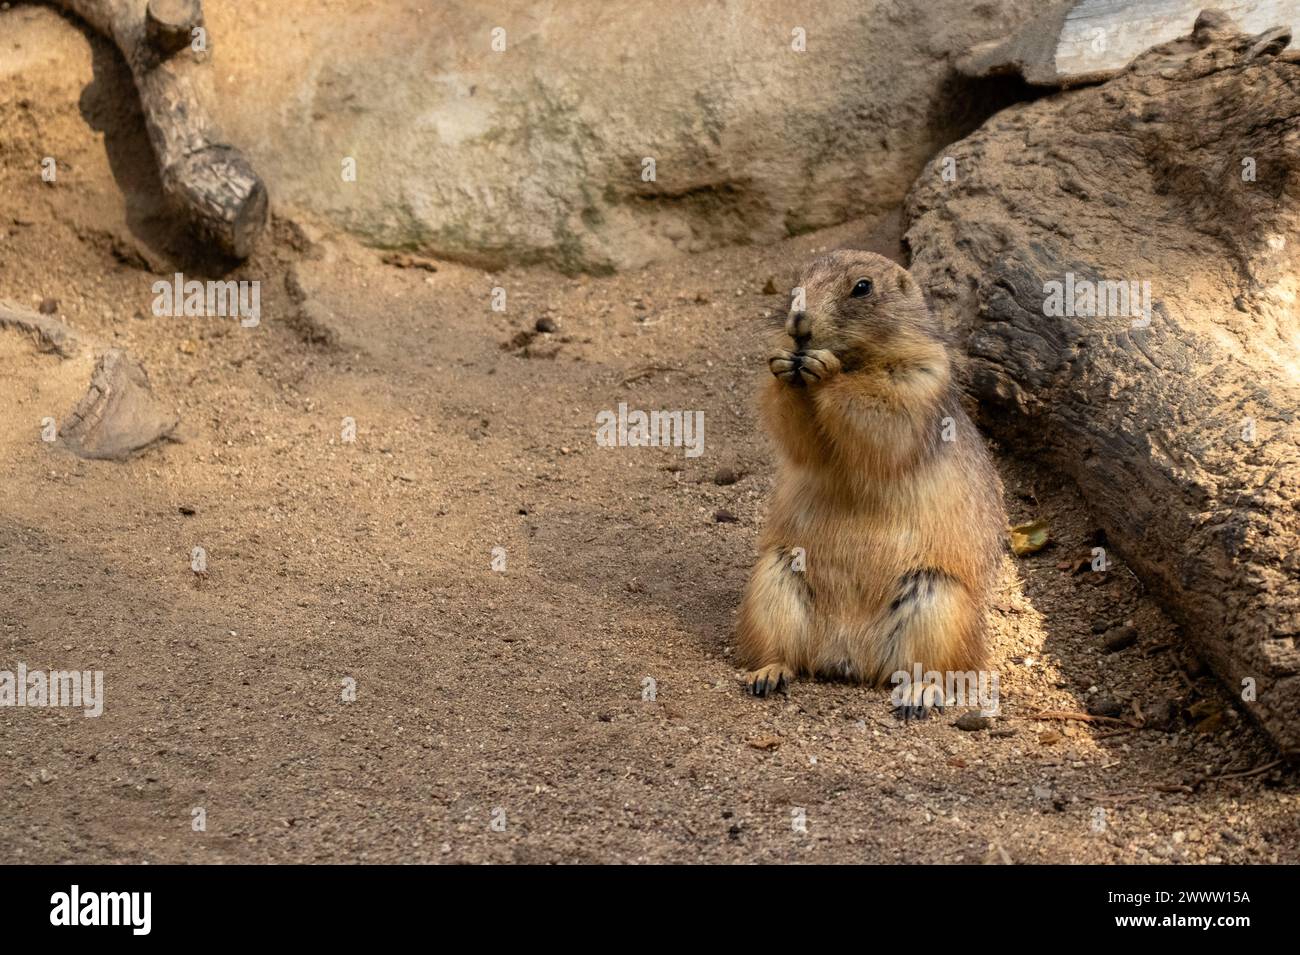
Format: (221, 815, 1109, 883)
(144, 0, 202, 55)
(0, 300, 85, 358)
(906, 13, 1300, 755)
(60, 348, 180, 460)
(1, 302, 179, 460)
(51, 0, 267, 259)
(958, 0, 1299, 86)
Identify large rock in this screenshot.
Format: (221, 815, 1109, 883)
(189, 0, 1038, 272)
(958, 0, 1299, 86)
(905, 13, 1300, 756)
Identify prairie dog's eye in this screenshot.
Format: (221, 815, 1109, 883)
(850, 278, 873, 298)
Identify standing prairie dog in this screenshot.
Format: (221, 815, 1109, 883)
(737, 250, 1005, 714)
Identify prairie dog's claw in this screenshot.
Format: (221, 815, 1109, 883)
(893, 682, 947, 720)
(797, 349, 841, 384)
(769, 349, 800, 384)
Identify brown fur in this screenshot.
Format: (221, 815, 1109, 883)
(736, 250, 1005, 702)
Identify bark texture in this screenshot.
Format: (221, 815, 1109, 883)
(906, 12, 1300, 756)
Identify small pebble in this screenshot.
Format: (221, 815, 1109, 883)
(39, 298, 58, 315)
(712, 467, 739, 486)
(954, 712, 990, 731)
(714, 509, 739, 524)
(1087, 698, 1123, 718)
(535, 317, 557, 333)
(1144, 699, 1181, 731)
(1102, 625, 1138, 653)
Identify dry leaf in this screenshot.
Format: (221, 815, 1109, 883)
(1189, 699, 1225, 734)
(747, 736, 781, 750)
(1010, 519, 1050, 556)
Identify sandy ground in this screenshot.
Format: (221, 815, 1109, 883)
(1, 5, 1297, 864)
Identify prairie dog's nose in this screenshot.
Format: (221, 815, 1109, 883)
(785, 310, 809, 343)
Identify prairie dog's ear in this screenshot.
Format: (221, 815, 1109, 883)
(896, 270, 915, 294)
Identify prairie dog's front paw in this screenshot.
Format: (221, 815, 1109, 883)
(796, 349, 841, 385)
(768, 349, 800, 385)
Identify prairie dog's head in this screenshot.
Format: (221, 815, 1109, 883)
(782, 251, 946, 371)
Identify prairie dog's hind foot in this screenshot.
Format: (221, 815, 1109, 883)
(893, 681, 947, 720)
(746, 663, 794, 697)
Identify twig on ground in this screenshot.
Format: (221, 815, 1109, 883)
(620, 365, 676, 386)
(1024, 709, 1132, 726)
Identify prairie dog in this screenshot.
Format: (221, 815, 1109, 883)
(736, 250, 1005, 714)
